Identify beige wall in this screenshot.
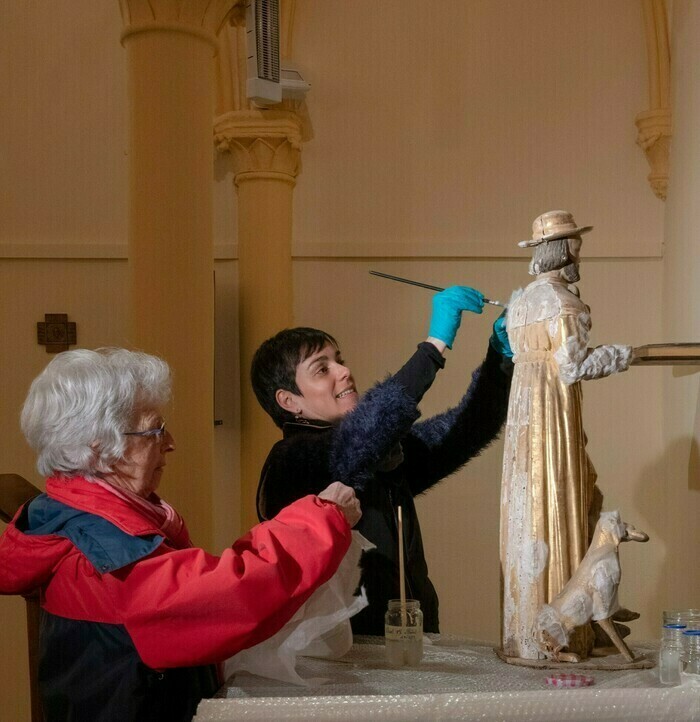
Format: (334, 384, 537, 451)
(660, 0, 700, 608)
(291, 0, 661, 259)
(2, 1, 697, 719)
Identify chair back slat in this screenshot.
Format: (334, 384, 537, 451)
(0, 473, 43, 722)
(0, 474, 41, 523)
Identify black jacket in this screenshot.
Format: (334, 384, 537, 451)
(257, 343, 513, 634)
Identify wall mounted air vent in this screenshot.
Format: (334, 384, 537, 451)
(245, 0, 282, 105)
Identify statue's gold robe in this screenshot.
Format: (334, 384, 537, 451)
(500, 272, 631, 659)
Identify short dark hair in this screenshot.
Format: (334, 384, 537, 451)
(251, 327, 339, 428)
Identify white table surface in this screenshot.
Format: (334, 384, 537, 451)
(194, 636, 700, 721)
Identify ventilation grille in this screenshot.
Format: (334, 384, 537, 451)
(245, 0, 281, 104)
(254, 0, 279, 82)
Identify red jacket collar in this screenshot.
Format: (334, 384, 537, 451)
(46, 476, 165, 538)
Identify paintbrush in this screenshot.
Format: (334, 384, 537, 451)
(369, 270, 505, 307)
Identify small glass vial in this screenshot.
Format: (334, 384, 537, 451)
(681, 629, 700, 682)
(385, 599, 423, 666)
(659, 624, 686, 686)
(664, 609, 700, 629)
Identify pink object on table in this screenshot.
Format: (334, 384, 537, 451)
(545, 673, 595, 688)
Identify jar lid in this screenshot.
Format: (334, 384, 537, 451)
(664, 623, 688, 629)
(387, 599, 421, 609)
(682, 629, 700, 636)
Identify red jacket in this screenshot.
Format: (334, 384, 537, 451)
(0, 477, 351, 721)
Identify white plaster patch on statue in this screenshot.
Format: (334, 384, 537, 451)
(533, 603, 569, 649)
(507, 289, 527, 329)
(502, 579, 516, 623)
(503, 466, 536, 645)
(553, 312, 590, 383)
(507, 383, 531, 429)
(508, 288, 524, 309)
(522, 281, 568, 325)
(504, 473, 529, 550)
(554, 312, 632, 384)
(517, 384, 530, 426)
(523, 539, 548, 582)
(582, 344, 633, 379)
(501, 427, 517, 481)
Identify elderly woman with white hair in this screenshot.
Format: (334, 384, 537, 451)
(0, 348, 360, 722)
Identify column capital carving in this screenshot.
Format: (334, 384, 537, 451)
(635, 108, 671, 201)
(214, 110, 303, 182)
(119, 0, 243, 51)
(636, 0, 671, 201)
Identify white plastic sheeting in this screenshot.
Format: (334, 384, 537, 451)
(194, 637, 700, 721)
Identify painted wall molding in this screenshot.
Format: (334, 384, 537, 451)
(0, 243, 237, 260)
(0, 243, 661, 261)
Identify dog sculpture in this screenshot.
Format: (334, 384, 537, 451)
(534, 510, 649, 663)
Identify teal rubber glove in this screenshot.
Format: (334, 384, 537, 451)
(490, 311, 513, 358)
(428, 286, 484, 348)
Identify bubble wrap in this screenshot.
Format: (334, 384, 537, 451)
(194, 637, 700, 721)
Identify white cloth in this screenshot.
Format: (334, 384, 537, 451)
(223, 532, 373, 686)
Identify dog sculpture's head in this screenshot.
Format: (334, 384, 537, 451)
(596, 511, 650, 547)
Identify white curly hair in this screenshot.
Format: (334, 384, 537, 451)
(21, 348, 171, 478)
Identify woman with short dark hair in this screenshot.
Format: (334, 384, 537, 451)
(251, 287, 514, 635)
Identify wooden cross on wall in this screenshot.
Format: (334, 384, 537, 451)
(37, 314, 77, 353)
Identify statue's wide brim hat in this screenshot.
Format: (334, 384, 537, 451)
(518, 210, 593, 248)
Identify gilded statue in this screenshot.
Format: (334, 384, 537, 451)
(500, 210, 633, 661)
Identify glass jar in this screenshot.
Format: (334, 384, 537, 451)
(681, 629, 700, 680)
(659, 624, 686, 685)
(385, 599, 423, 666)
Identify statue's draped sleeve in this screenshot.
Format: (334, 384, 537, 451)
(553, 311, 632, 385)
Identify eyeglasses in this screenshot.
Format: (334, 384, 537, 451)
(123, 421, 166, 439)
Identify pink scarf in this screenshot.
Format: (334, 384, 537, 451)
(92, 478, 191, 548)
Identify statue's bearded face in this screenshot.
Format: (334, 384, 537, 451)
(561, 237, 582, 282)
(528, 236, 582, 280)
(568, 237, 582, 263)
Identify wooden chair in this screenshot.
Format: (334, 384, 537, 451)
(0, 474, 43, 722)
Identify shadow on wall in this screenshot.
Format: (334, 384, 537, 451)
(632, 434, 700, 616)
(689, 438, 700, 492)
(670, 365, 700, 491)
(690, 385, 700, 491)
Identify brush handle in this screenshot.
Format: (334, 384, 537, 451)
(369, 270, 504, 307)
(398, 505, 406, 628)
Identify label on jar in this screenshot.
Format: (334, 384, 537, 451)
(385, 625, 422, 642)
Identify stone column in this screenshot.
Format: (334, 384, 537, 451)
(119, 1, 237, 548)
(215, 110, 301, 530)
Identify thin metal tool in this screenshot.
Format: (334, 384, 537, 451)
(369, 270, 505, 307)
